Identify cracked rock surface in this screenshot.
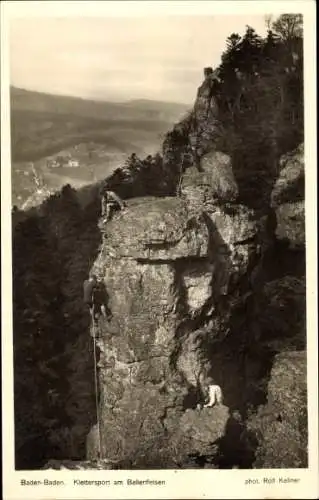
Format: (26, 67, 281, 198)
(87, 163, 259, 467)
(271, 143, 304, 248)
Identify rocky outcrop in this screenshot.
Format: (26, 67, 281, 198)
(189, 70, 223, 158)
(87, 155, 260, 467)
(98, 197, 209, 260)
(274, 201, 304, 248)
(271, 143, 304, 207)
(161, 69, 224, 185)
(182, 151, 238, 205)
(12, 59, 307, 470)
(271, 143, 304, 248)
(257, 276, 306, 351)
(85, 135, 306, 468)
(247, 351, 307, 468)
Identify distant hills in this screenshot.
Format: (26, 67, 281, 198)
(10, 87, 189, 124)
(10, 86, 190, 162)
(10, 87, 189, 209)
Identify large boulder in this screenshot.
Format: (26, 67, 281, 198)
(88, 189, 259, 467)
(274, 201, 305, 248)
(169, 405, 230, 462)
(247, 351, 307, 468)
(257, 276, 306, 350)
(271, 144, 305, 248)
(182, 151, 238, 205)
(102, 197, 209, 260)
(207, 204, 258, 292)
(271, 143, 304, 208)
(181, 262, 214, 318)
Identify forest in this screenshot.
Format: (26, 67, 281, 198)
(158, 14, 304, 211)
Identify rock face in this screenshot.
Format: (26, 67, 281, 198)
(271, 143, 304, 248)
(83, 75, 306, 469)
(247, 351, 307, 468)
(87, 157, 260, 467)
(271, 143, 304, 207)
(274, 201, 304, 248)
(161, 69, 224, 188)
(182, 151, 238, 205)
(12, 69, 307, 470)
(189, 71, 223, 158)
(100, 197, 209, 260)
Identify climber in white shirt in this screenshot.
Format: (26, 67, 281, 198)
(203, 383, 223, 408)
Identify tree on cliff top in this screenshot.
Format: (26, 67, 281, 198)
(163, 14, 303, 209)
(212, 15, 303, 207)
(272, 14, 303, 41)
(218, 15, 303, 140)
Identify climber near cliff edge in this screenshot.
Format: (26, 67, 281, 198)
(101, 182, 126, 223)
(203, 66, 221, 100)
(83, 274, 111, 327)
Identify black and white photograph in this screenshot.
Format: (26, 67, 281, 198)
(1, 1, 318, 499)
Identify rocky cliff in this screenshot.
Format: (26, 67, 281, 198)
(13, 68, 306, 470)
(88, 190, 257, 467)
(82, 71, 306, 468)
(271, 142, 305, 248)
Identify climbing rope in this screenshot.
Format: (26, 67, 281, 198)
(91, 312, 103, 460)
(177, 152, 185, 196)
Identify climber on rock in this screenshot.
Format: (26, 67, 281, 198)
(83, 274, 112, 327)
(198, 374, 223, 408)
(101, 183, 126, 223)
(203, 382, 223, 408)
(204, 66, 221, 100)
(93, 278, 112, 323)
(83, 273, 97, 310)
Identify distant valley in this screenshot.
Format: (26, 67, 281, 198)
(10, 87, 190, 209)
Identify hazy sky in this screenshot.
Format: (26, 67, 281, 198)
(10, 16, 267, 104)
